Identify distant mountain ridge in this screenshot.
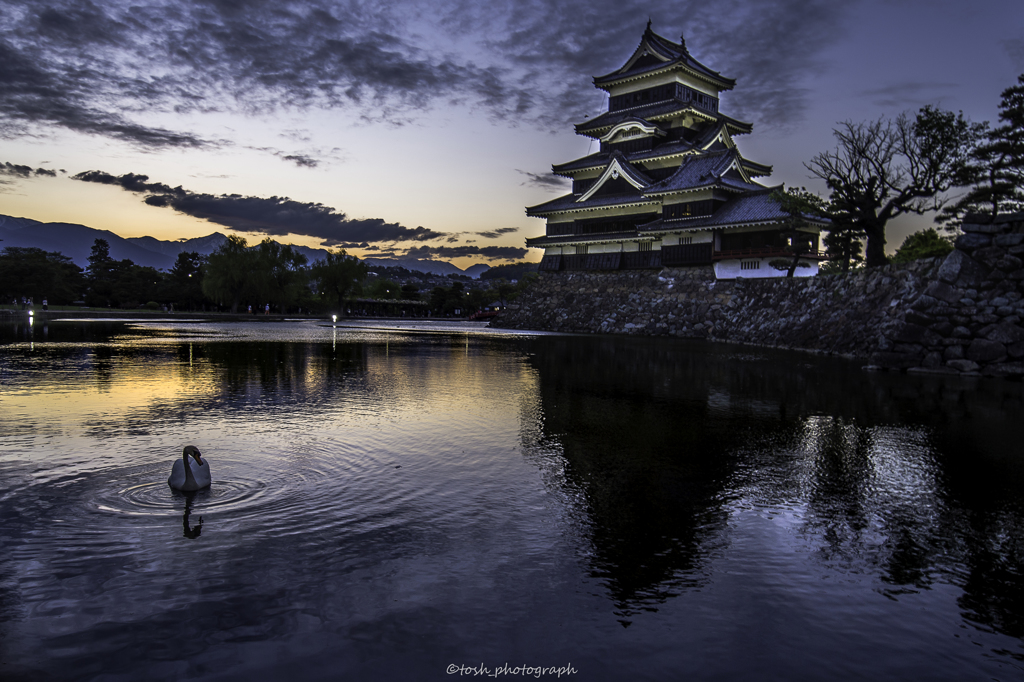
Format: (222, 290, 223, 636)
(0, 215, 487, 277)
(125, 233, 230, 258)
(0, 215, 178, 270)
(123, 233, 334, 268)
(362, 257, 489, 278)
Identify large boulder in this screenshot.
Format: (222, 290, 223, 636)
(967, 338, 1008, 364)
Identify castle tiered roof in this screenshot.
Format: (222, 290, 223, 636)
(593, 22, 736, 91)
(644, 149, 763, 196)
(527, 149, 764, 217)
(575, 101, 752, 138)
(551, 124, 771, 177)
(637, 188, 794, 233)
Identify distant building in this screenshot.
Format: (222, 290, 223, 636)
(526, 23, 826, 279)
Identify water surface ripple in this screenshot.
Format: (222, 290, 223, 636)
(1, 319, 1022, 681)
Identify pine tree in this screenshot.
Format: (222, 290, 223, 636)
(85, 239, 115, 307)
(768, 187, 827, 277)
(939, 74, 1024, 227)
(822, 215, 865, 273)
(890, 228, 954, 263)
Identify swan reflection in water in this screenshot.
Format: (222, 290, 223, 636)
(181, 491, 204, 539)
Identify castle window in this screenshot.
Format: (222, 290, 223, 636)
(638, 242, 652, 252)
(740, 260, 760, 270)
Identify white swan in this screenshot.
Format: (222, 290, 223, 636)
(168, 445, 211, 491)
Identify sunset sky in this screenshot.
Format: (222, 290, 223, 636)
(1, 0, 1021, 269)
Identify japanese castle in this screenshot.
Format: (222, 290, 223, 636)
(526, 23, 824, 278)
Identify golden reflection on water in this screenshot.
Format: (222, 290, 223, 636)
(0, 322, 541, 473)
(2, 321, 1024, 680)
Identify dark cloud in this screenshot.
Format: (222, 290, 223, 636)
(73, 168, 443, 243)
(1004, 38, 1024, 70)
(404, 244, 528, 261)
(0, 0, 849, 147)
(0, 0, 530, 146)
(460, 0, 852, 130)
(248, 145, 341, 168)
(517, 170, 570, 191)
(688, 0, 849, 131)
(73, 170, 179, 193)
(0, 33, 213, 148)
(475, 226, 519, 239)
(282, 154, 319, 168)
(859, 81, 961, 109)
(0, 161, 60, 185)
(1, 162, 35, 178)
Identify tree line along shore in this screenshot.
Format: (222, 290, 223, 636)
(0, 235, 539, 318)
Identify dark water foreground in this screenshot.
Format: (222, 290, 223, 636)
(1, 319, 1022, 681)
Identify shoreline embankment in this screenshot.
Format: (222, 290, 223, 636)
(493, 215, 1024, 378)
(0, 310, 469, 323)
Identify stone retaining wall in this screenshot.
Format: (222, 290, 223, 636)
(494, 214, 1024, 377)
(872, 215, 1024, 377)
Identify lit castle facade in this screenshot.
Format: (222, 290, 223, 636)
(526, 23, 824, 278)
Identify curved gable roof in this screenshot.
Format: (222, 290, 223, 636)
(577, 152, 653, 202)
(594, 23, 736, 91)
(643, 149, 762, 196)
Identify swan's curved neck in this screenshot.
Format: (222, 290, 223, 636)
(182, 451, 197, 486)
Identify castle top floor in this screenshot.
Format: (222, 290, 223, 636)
(593, 21, 736, 104)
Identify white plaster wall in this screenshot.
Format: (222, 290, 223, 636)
(661, 231, 713, 246)
(714, 258, 819, 279)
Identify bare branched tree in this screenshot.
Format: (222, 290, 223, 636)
(807, 106, 985, 267)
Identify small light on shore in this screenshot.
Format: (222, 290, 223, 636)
(332, 314, 337, 325)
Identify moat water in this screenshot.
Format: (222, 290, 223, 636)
(1, 318, 1023, 681)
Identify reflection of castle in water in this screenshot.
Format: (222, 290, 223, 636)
(522, 335, 1024, 637)
(522, 336, 796, 621)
